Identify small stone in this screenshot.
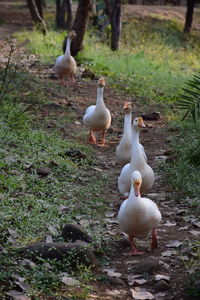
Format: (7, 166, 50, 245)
(155, 280, 170, 291)
(141, 112, 162, 121)
(36, 167, 51, 177)
(61, 223, 92, 243)
(64, 149, 87, 161)
(108, 277, 126, 286)
(134, 256, 160, 274)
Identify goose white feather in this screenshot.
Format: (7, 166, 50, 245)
(54, 31, 77, 84)
(83, 78, 111, 146)
(115, 102, 147, 166)
(118, 117, 154, 196)
(118, 170, 161, 255)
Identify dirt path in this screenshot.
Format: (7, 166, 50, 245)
(0, 2, 199, 300)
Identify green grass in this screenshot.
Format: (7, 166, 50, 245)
(14, 13, 200, 103)
(163, 120, 200, 206)
(0, 59, 109, 298)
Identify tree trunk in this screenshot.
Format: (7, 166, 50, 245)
(56, 0, 66, 28)
(66, 0, 73, 30)
(183, 0, 196, 33)
(70, 0, 92, 56)
(26, 0, 47, 34)
(110, 0, 122, 51)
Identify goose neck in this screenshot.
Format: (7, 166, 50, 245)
(124, 112, 132, 134)
(65, 37, 71, 56)
(96, 87, 105, 108)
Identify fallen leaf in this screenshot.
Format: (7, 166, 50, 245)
(7, 290, 31, 300)
(48, 225, 58, 236)
(131, 287, 154, 299)
(189, 230, 200, 236)
(166, 240, 183, 248)
(74, 121, 81, 125)
(127, 274, 147, 285)
(59, 205, 69, 214)
(104, 218, 119, 224)
(8, 229, 19, 238)
(106, 289, 123, 296)
(155, 274, 170, 282)
(163, 221, 176, 227)
(105, 211, 116, 218)
(61, 275, 80, 286)
(192, 221, 200, 228)
(45, 235, 53, 243)
(103, 268, 122, 278)
(161, 250, 177, 257)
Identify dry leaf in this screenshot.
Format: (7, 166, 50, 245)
(48, 225, 58, 236)
(166, 240, 182, 248)
(59, 205, 69, 214)
(131, 287, 154, 299)
(105, 211, 116, 218)
(103, 268, 122, 278)
(7, 290, 31, 300)
(163, 221, 176, 227)
(104, 218, 119, 224)
(192, 221, 200, 228)
(127, 274, 147, 285)
(74, 121, 81, 125)
(61, 275, 80, 286)
(8, 229, 19, 238)
(106, 289, 122, 296)
(161, 250, 177, 257)
(45, 235, 53, 243)
(189, 230, 200, 236)
(155, 274, 170, 282)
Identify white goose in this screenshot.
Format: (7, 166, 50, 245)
(118, 117, 154, 197)
(83, 78, 111, 147)
(54, 30, 77, 85)
(118, 170, 161, 255)
(115, 102, 147, 166)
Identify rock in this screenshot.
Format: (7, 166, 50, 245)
(141, 112, 162, 121)
(134, 256, 160, 274)
(117, 237, 130, 248)
(108, 277, 126, 286)
(155, 279, 171, 291)
(36, 167, 51, 177)
(61, 224, 92, 243)
(20, 242, 97, 268)
(64, 149, 87, 161)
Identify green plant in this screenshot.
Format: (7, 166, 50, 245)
(177, 72, 200, 124)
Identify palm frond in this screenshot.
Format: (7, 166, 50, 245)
(177, 72, 200, 124)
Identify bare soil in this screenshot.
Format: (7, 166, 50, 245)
(0, 2, 199, 300)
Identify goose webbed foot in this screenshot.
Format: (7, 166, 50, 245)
(88, 131, 97, 144)
(128, 235, 145, 256)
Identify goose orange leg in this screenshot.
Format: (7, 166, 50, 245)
(129, 235, 144, 255)
(98, 130, 106, 147)
(88, 131, 97, 144)
(151, 228, 158, 249)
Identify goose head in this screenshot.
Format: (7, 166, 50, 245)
(132, 117, 146, 131)
(68, 30, 77, 40)
(131, 170, 142, 197)
(123, 101, 132, 114)
(98, 77, 106, 88)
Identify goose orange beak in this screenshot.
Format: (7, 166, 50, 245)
(134, 180, 141, 197)
(123, 101, 131, 109)
(138, 117, 146, 128)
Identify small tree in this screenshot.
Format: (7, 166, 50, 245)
(56, 0, 73, 29)
(104, 0, 122, 51)
(26, 0, 47, 34)
(63, 0, 92, 56)
(183, 0, 196, 33)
